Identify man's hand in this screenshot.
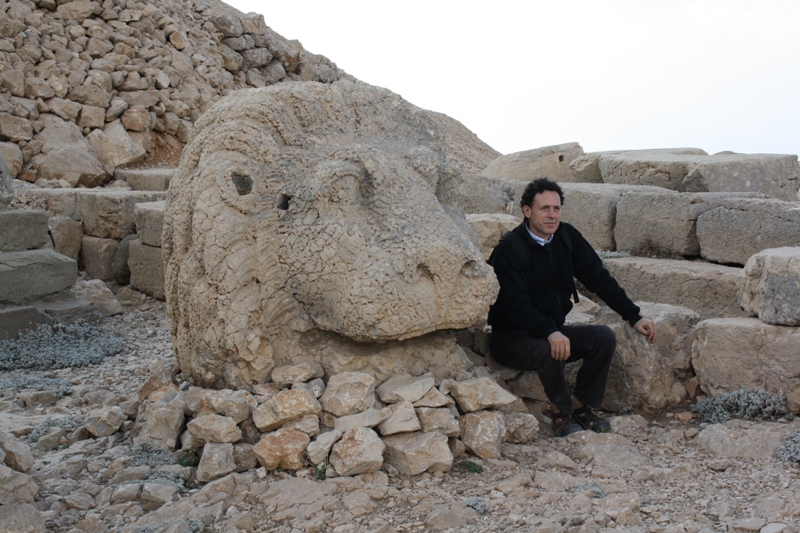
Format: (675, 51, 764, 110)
(548, 331, 571, 361)
(634, 318, 657, 343)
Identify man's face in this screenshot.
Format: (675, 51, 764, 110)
(522, 190, 561, 239)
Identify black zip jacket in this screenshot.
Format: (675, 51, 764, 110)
(487, 220, 642, 338)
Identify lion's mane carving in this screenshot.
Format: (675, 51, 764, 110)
(163, 81, 498, 389)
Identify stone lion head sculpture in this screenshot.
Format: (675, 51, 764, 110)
(163, 81, 498, 389)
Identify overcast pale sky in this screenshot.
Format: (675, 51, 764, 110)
(225, 0, 800, 157)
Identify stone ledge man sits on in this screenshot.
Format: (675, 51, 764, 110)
(488, 178, 657, 436)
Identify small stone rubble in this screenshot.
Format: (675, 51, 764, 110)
(1, 297, 798, 533)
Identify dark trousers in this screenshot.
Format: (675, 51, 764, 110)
(489, 325, 616, 414)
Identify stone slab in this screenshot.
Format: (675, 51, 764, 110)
(483, 142, 584, 182)
(741, 247, 800, 326)
(23, 189, 80, 218)
(80, 236, 119, 281)
(129, 239, 165, 300)
(0, 249, 77, 304)
(115, 168, 175, 192)
(696, 198, 800, 266)
(134, 201, 166, 247)
(602, 256, 746, 319)
(38, 299, 103, 325)
(76, 190, 166, 239)
(615, 191, 761, 257)
(692, 318, 800, 411)
(561, 183, 666, 251)
(681, 153, 800, 201)
(0, 210, 49, 252)
(569, 148, 707, 184)
(0, 306, 54, 340)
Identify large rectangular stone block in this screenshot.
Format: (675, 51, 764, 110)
(692, 318, 800, 411)
(741, 247, 800, 326)
(0, 210, 49, 252)
(482, 143, 584, 182)
(77, 190, 166, 239)
(129, 239, 165, 300)
(23, 188, 80, 218)
(115, 168, 175, 192)
(696, 198, 800, 266)
(0, 249, 77, 304)
(615, 191, 761, 257)
(597, 149, 708, 189)
(681, 153, 800, 201)
(569, 148, 707, 184)
(80, 235, 119, 281)
(561, 183, 665, 251)
(134, 200, 166, 247)
(0, 306, 54, 340)
(602, 256, 746, 319)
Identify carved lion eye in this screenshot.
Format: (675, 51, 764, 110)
(231, 172, 253, 195)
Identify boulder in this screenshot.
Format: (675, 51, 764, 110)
(602, 256, 746, 319)
(681, 153, 800, 201)
(741, 247, 800, 325)
(320, 372, 376, 417)
(376, 374, 435, 404)
(252, 389, 322, 432)
(692, 318, 800, 411)
(85, 406, 127, 438)
(459, 410, 506, 459)
(306, 430, 342, 465)
(383, 431, 453, 475)
(271, 362, 324, 389)
(0, 431, 34, 472)
(0, 141, 23, 179)
(449, 376, 518, 412)
(329, 426, 385, 476)
(376, 400, 421, 436)
(195, 389, 256, 424)
(415, 407, 460, 437)
(333, 408, 390, 433)
(697, 198, 800, 265)
(196, 442, 236, 482)
(162, 81, 498, 388)
(134, 395, 185, 450)
(0, 113, 33, 143)
(482, 142, 584, 182)
(503, 412, 539, 443)
(85, 120, 147, 174)
(0, 464, 37, 504)
(30, 115, 105, 187)
(615, 191, 758, 257)
(186, 414, 242, 443)
(69, 279, 123, 316)
(0, 503, 46, 533)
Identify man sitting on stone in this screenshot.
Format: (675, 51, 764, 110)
(488, 178, 656, 437)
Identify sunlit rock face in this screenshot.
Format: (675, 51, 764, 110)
(163, 80, 498, 389)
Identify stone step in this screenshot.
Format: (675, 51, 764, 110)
(601, 256, 746, 319)
(0, 249, 78, 304)
(0, 209, 49, 252)
(134, 201, 165, 247)
(114, 168, 176, 192)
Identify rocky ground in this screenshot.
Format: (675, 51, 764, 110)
(1, 292, 799, 533)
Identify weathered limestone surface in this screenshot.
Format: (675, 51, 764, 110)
(696, 198, 800, 265)
(128, 240, 165, 300)
(602, 256, 745, 319)
(78, 190, 166, 239)
(426, 111, 500, 175)
(48, 215, 83, 261)
(116, 169, 175, 192)
(0, 209, 49, 252)
(0, 249, 77, 304)
(163, 81, 499, 388)
(80, 236, 119, 281)
(464, 213, 519, 260)
(741, 247, 800, 325)
(569, 148, 707, 185)
(692, 318, 800, 411)
(592, 303, 699, 411)
(483, 142, 584, 183)
(382, 431, 453, 475)
(696, 420, 800, 459)
(0, 153, 13, 208)
(614, 191, 759, 257)
(0, 306, 53, 340)
(681, 153, 800, 201)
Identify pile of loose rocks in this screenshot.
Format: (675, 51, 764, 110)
(0, 0, 346, 185)
(1, 296, 799, 533)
